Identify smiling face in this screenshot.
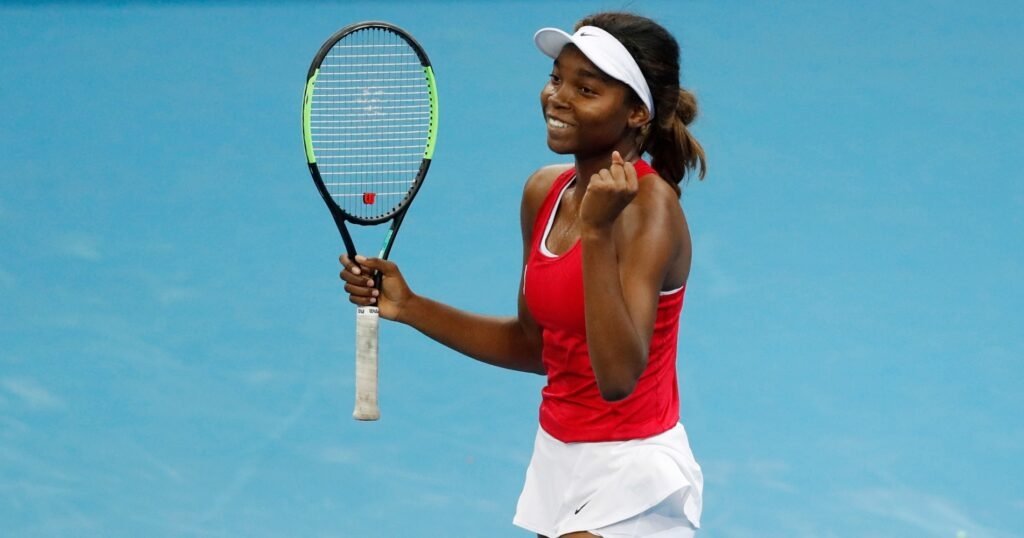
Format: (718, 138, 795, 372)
(540, 45, 649, 161)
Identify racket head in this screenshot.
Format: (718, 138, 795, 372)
(302, 22, 438, 227)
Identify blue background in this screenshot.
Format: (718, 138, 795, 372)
(1, 1, 1021, 536)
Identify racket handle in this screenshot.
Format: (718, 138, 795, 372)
(353, 306, 380, 421)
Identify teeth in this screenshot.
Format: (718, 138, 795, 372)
(548, 117, 568, 128)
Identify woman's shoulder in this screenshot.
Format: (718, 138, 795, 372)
(524, 163, 573, 194)
(633, 168, 683, 215)
(621, 168, 687, 243)
(522, 163, 573, 208)
(519, 163, 573, 236)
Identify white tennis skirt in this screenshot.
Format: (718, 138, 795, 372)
(513, 423, 703, 537)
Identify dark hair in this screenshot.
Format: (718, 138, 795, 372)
(576, 12, 706, 189)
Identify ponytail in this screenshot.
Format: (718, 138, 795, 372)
(646, 88, 706, 191)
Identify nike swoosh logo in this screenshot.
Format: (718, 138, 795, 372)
(574, 500, 591, 515)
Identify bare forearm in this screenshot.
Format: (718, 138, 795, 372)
(581, 229, 649, 400)
(397, 294, 545, 374)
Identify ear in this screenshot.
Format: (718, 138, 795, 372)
(627, 103, 651, 130)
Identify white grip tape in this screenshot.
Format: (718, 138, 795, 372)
(353, 306, 380, 420)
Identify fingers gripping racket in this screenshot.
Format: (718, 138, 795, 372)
(302, 22, 438, 421)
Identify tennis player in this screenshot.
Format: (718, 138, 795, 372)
(341, 11, 706, 537)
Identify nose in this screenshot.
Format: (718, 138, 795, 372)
(545, 82, 570, 109)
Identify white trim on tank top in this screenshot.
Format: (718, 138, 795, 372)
(537, 176, 684, 297)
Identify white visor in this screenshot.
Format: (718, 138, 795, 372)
(534, 25, 655, 117)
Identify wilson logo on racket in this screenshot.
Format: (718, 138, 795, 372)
(363, 192, 377, 205)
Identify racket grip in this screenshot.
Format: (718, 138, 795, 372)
(353, 306, 380, 421)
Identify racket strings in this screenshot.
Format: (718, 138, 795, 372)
(309, 27, 432, 220)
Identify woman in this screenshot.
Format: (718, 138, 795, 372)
(341, 12, 707, 538)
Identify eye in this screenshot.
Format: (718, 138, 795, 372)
(579, 86, 595, 96)
(548, 73, 561, 85)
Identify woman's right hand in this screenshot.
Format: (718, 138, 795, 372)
(339, 254, 413, 322)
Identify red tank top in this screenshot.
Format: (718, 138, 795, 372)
(523, 160, 685, 442)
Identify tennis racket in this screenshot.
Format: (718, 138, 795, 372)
(302, 21, 438, 421)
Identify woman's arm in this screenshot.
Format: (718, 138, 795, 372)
(578, 153, 688, 400)
(339, 166, 565, 374)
